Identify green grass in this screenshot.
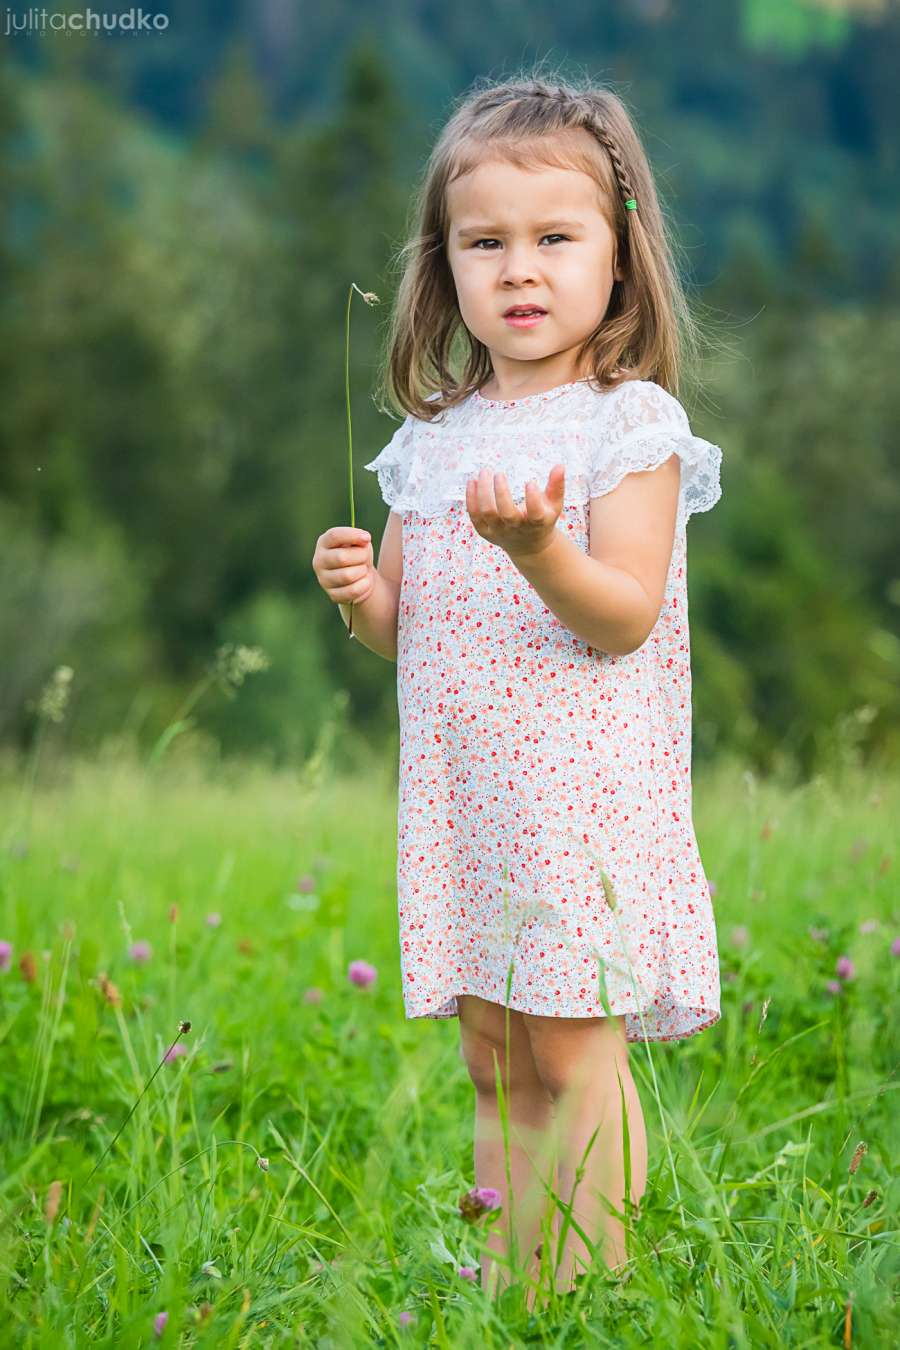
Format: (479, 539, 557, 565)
(0, 737, 897, 1346)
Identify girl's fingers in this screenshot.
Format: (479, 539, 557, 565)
(522, 479, 547, 521)
(329, 526, 370, 545)
(330, 545, 370, 566)
(493, 471, 521, 522)
(334, 573, 371, 599)
(477, 467, 497, 514)
(466, 471, 493, 521)
(466, 468, 562, 530)
(324, 562, 369, 583)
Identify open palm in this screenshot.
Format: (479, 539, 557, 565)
(465, 464, 565, 561)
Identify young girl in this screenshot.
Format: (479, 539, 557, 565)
(313, 74, 724, 1305)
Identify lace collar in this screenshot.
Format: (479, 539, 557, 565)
(364, 379, 723, 523)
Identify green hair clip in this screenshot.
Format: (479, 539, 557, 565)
(624, 198, 637, 211)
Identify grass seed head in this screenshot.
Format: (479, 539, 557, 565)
(351, 282, 380, 305)
(34, 665, 74, 723)
(97, 971, 122, 1005)
(848, 1142, 867, 1175)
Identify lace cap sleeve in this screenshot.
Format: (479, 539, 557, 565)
(363, 413, 416, 510)
(590, 381, 723, 523)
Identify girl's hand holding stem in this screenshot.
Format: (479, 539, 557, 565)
(312, 526, 376, 610)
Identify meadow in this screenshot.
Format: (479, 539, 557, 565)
(0, 719, 896, 1346)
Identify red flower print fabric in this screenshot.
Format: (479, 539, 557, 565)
(364, 378, 724, 1042)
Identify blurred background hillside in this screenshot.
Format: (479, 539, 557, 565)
(1, 0, 898, 780)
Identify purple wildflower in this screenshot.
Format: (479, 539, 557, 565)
(835, 955, 855, 980)
(808, 926, 829, 943)
(458, 1265, 478, 1281)
(891, 936, 900, 957)
(397, 1310, 415, 1327)
(348, 960, 377, 989)
(708, 880, 717, 898)
(303, 986, 324, 1004)
(153, 1311, 168, 1338)
(164, 1042, 187, 1063)
(729, 925, 749, 948)
(296, 873, 316, 893)
(458, 1185, 502, 1221)
(825, 979, 843, 996)
(474, 1187, 501, 1208)
(129, 941, 152, 964)
(206, 912, 222, 928)
(858, 918, 878, 934)
(0, 940, 12, 973)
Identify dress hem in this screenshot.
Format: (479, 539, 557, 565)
(403, 993, 721, 1044)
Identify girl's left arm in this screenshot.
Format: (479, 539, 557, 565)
(511, 454, 681, 657)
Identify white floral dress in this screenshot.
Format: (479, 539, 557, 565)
(364, 377, 724, 1042)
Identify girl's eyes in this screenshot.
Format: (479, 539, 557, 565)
(471, 234, 570, 250)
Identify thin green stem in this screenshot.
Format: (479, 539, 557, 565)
(346, 284, 356, 636)
(82, 1023, 191, 1189)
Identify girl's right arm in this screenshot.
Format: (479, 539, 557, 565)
(312, 510, 402, 662)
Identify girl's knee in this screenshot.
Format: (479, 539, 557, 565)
(521, 1013, 629, 1101)
(457, 996, 547, 1097)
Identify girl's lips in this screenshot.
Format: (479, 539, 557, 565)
(504, 310, 547, 328)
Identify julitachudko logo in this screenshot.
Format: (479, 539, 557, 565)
(5, 7, 170, 35)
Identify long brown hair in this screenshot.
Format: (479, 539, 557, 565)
(374, 69, 707, 423)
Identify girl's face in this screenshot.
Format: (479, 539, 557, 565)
(445, 154, 624, 397)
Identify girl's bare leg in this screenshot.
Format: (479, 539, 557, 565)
(522, 1012, 647, 1287)
(457, 995, 559, 1309)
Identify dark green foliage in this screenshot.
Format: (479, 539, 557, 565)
(0, 6, 898, 774)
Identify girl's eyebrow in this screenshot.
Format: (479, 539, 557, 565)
(455, 219, 585, 238)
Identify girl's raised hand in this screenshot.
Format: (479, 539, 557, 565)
(465, 465, 565, 560)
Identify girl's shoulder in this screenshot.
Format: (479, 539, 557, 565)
(361, 395, 439, 510)
(584, 378, 723, 522)
(587, 376, 693, 438)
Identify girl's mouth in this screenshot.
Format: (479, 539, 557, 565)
(504, 310, 547, 328)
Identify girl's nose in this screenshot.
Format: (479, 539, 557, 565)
(499, 247, 538, 286)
